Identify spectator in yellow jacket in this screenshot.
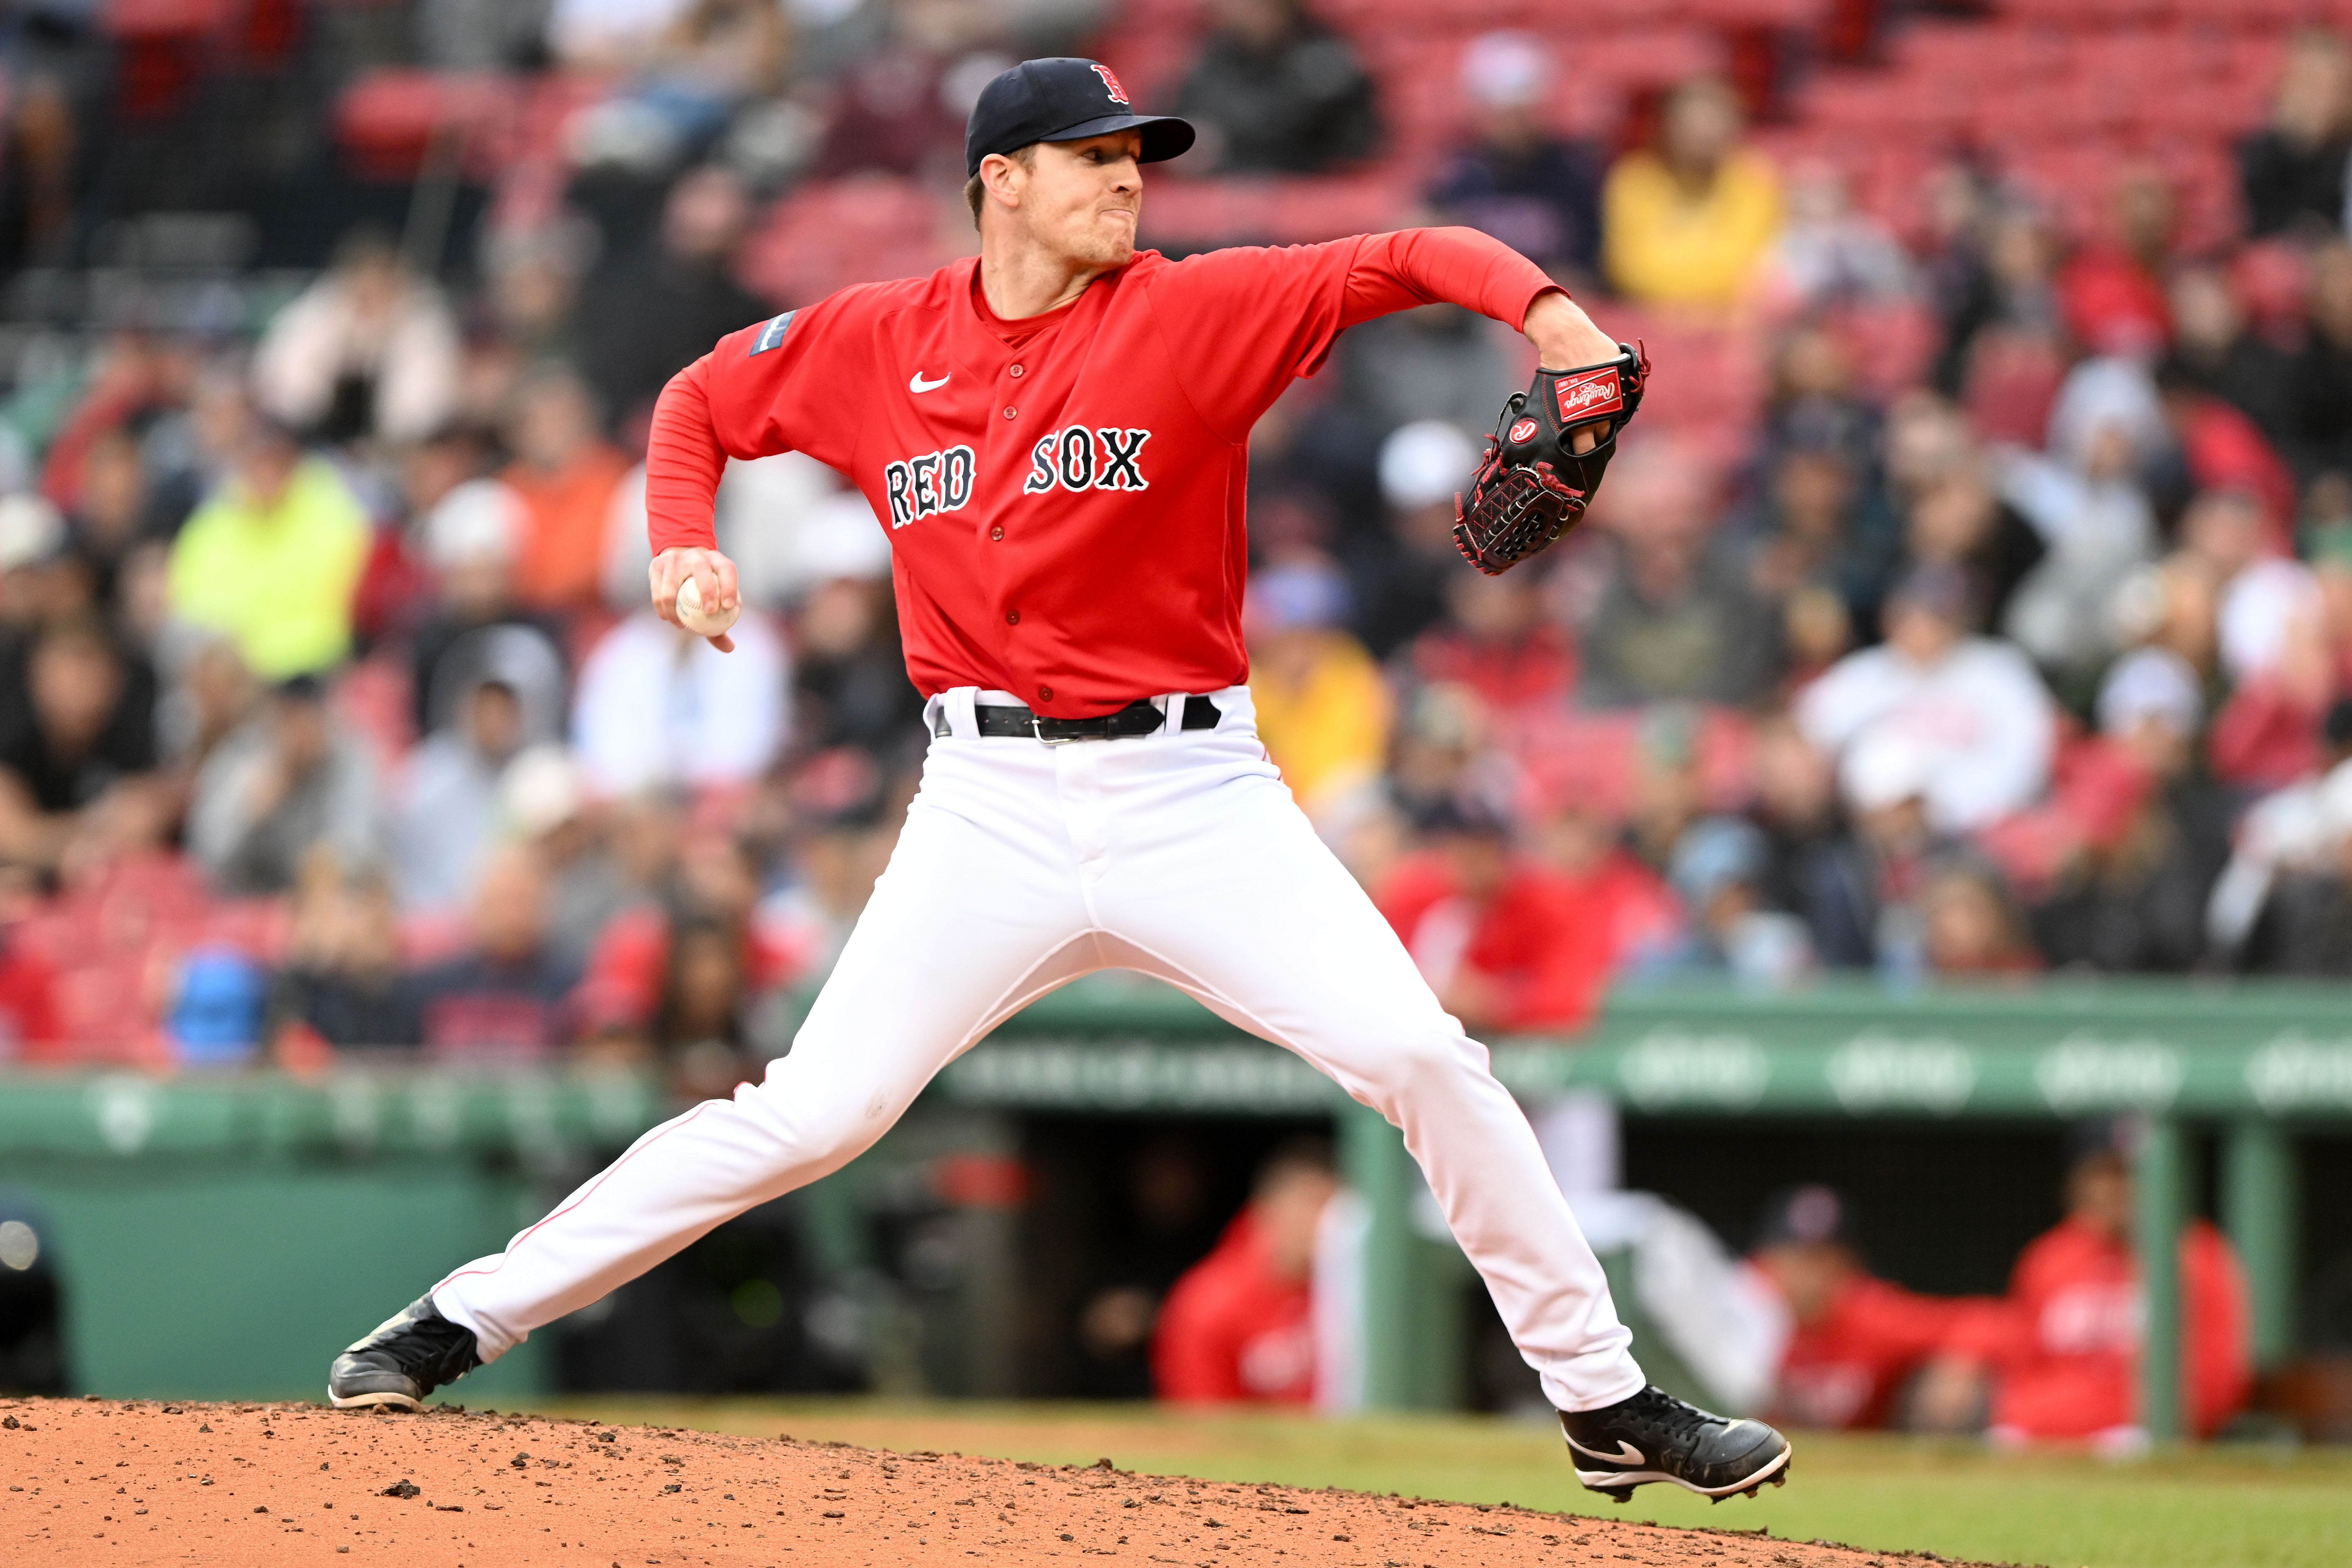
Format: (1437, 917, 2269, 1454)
(167, 409, 371, 680)
(1246, 558, 1392, 822)
(1603, 76, 1782, 307)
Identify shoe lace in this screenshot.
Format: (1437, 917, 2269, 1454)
(388, 1313, 481, 1387)
(1628, 1388, 1713, 1447)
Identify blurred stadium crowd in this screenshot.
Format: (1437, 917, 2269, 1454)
(0, 0, 2344, 1091)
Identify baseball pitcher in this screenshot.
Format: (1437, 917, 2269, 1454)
(328, 57, 1790, 1504)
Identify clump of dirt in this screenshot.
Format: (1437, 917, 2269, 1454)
(0, 1396, 1978, 1566)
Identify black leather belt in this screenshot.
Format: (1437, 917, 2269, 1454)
(955, 696, 1223, 743)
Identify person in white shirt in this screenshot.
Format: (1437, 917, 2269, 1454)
(1997, 357, 2164, 676)
(253, 231, 461, 447)
(1795, 561, 2057, 834)
(570, 607, 788, 797)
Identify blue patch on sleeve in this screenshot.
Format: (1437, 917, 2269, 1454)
(749, 310, 797, 356)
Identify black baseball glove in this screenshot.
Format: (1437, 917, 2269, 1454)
(1453, 341, 1649, 575)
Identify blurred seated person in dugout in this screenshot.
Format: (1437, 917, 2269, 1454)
(1744, 1184, 2003, 1432)
(1948, 1120, 2252, 1449)
(1153, 1139, 1341, 1405)
(1073, 1134, 1228, 1399)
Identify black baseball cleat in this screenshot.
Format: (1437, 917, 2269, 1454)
(327, 1296, 482, 1411)
(1560, 1385, 1792, 1503)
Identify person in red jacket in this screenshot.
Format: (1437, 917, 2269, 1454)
(1983, 1120, 2253, 1449)
(1152, 1139, 1340, 1405)
(1375, 796, 1617, 1034)
(1747, 1184, 2005, 1431)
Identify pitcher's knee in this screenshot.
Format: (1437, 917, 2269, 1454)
(1354, 1022, 1492, 1103)
(736, 1068, 900, 1175)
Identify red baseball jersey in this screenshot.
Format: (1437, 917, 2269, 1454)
(645, 228, 1557, 717)
(1151, 1207, 1317, 1404)
(1766, 1271, 2005, 1431)
(1987, 1216, 2251, 1441)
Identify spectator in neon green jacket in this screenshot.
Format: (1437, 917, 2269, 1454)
(167, 414, 370, 680)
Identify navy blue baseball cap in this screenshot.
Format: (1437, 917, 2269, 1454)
(964, 57, 1195, 178)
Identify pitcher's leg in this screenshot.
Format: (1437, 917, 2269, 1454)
(1098, 768, 1642, 1411)
(435, 788, 1095, 1359)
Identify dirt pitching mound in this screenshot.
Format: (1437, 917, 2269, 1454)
(2, 1397, 1979, 1567)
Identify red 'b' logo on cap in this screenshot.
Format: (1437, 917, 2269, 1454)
(1092, 64, 1130, 105)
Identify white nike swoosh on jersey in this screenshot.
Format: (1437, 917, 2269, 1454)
(909, 371, 950, 393)
(1565, 1435, 1646, 1465)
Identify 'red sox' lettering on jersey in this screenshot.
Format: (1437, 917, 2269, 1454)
(1024, 426, 1151, 494)
(644, 228, 1560, 716)
(883, 444, 977, 527)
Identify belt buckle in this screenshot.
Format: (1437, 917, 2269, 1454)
(1031, 715, 1081, 746)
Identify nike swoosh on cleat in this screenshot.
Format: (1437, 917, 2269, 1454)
(909, 371, 950, 393)
(1565, 1436, 1646, 1465)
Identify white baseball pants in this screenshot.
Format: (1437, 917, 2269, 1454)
(433, 686, 1644, 1412)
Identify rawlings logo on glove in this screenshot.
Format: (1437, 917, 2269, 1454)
(1554, 366, 1625, 422)
(1453, 341, 1648, 576)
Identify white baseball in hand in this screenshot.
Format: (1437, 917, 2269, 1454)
(674, 575, 740, 638)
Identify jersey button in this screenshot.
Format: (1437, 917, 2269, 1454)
(1003, 406, 1017, 419)
(1008, 364, 1024, 378)
(1038, 686, 1053, 701)
(989, 526, 1004, 541)
(1004, 610, 1019, 625)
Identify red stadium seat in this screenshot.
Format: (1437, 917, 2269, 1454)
(398, 910, 472, 966)
(1514, 710, 1642, 822)
(103, 0, 239, 119)
(102, 0, 235, 40)
(1829, 300, 1941, 405)
(739, 175, 955, 307)
(333, 70, 515, 183)
(1962, 328, 2067, 449)
(2235, 240, 2311, 343)
(53, 959, 162, 1060)
(201, 901, 294, 964)
(1137, 173, 1413, 250)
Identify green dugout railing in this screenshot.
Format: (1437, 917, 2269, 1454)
(950, 974, 2352, 1436)
(0, 976, 2345, 1428)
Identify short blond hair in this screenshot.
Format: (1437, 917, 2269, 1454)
(965, 143, 1038, 229)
